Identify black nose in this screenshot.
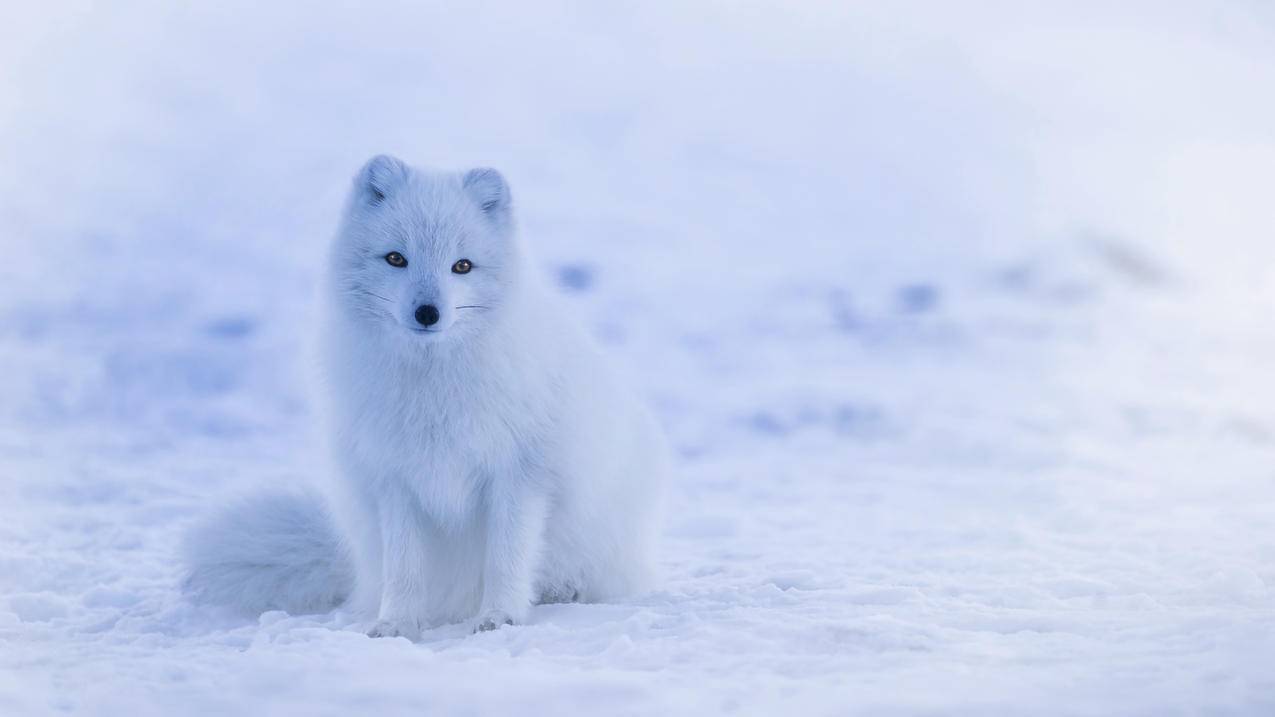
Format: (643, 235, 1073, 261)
(414, 304, 440, 327)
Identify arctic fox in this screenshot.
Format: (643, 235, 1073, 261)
(184, 156, 667, 637)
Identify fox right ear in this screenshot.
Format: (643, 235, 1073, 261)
(356, 154, 408, 206)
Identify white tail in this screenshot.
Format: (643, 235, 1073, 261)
(182, 491, 353, 616)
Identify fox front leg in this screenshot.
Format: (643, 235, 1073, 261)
(367, 492, 430, 640)
(474, 484, 548, 632)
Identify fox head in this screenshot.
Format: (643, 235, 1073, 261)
(330, 155, 518, 343)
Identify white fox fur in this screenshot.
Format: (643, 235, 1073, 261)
(184, 156, 667, 637)
(183, 491, 353, 616)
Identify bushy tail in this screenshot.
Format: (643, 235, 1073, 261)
(182, 491, 353, 616)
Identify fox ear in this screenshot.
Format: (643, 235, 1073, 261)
(462, 168, 511, 218)
(356, 154, 408, 206)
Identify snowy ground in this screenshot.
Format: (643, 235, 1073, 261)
(3, 2, 1275, 714)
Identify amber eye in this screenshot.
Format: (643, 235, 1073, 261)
(452, 259, 473, 274)
(385, 252, 407, 268)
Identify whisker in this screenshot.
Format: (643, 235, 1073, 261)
(355, 290, 393, 303)
(455, 305, 490, 311)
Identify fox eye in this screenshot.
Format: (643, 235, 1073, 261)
(452, 259, 473, 274)
(385, 252, 407, 268)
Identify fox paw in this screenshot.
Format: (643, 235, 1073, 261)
(537, 585, 580, 605)
(473, 610, 516, 633)
(367, 618, 422, 641)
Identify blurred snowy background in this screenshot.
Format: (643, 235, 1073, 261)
(2, 1, 1275, 714)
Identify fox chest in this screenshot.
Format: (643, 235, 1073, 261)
(339, 378, 529, 522)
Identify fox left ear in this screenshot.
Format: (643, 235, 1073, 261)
(463, 168, 512, 220)
(356, 154, 409, 207)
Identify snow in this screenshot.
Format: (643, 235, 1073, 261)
(3, 1, 1275, 714)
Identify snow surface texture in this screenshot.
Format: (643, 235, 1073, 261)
(3, 2, 1275, 714)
